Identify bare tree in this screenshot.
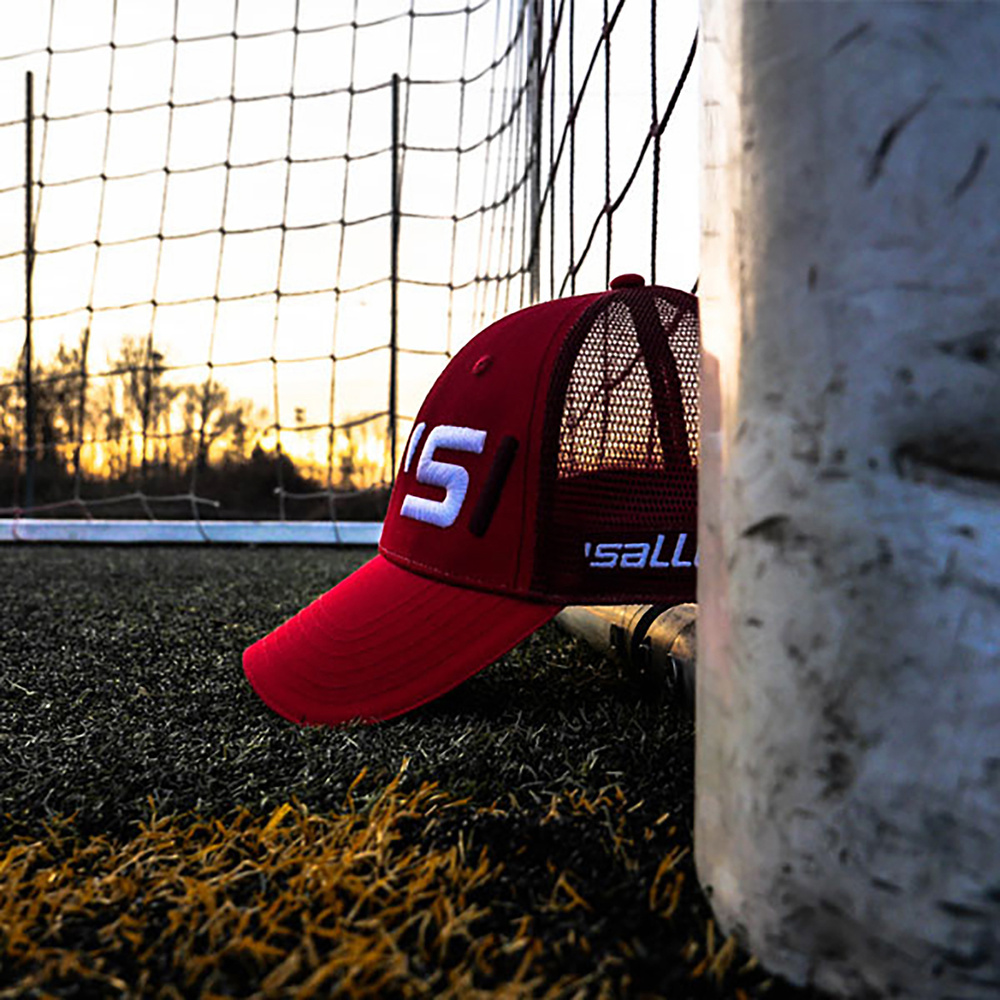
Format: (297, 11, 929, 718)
(116, 334, 166, 483)
(337, 417, 384, 491)
(188, 381, 253, 471)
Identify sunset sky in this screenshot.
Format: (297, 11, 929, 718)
(0, 0, 699, 479)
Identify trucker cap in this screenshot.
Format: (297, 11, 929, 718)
(243, 274, 700, 725)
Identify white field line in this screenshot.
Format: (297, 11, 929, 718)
(0, 520, 383, 545)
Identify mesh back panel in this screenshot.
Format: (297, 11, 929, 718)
(532, 286, 699, 604)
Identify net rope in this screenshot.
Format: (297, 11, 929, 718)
(0, 0, 699, 529)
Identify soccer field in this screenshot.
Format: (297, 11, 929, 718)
(0, 546, 811, 998)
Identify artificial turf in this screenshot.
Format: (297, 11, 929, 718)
(0, 546, 817, 999)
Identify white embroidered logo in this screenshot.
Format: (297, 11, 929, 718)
(400, 424, 487, 528)
(403, 422, 426, 474)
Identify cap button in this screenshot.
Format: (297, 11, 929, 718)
(610, 273, 645, 289)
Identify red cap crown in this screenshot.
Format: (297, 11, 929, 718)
(379, 281, 699, 606)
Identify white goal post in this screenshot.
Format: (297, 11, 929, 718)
(697, 2, 1000, 997)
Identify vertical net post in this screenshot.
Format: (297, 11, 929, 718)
(22, 70, 35, 514)
(527, 0, 543, 304)
(568, 0, 576, 296)
(603, 0, 611, 288)
(389, 72, 401, 487)
(649, 0, 659, 286)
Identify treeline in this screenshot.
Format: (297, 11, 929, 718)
(0, 333, 389, 520)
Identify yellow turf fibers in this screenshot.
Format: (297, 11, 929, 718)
(0, 769, 764, 999)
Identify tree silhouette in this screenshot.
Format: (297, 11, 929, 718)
(0, 332, 387, 519)
(115, 333, 166, 482)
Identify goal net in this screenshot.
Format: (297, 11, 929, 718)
(0, 0, 698, 542)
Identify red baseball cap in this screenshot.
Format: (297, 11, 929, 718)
(243, 275, 699, 725)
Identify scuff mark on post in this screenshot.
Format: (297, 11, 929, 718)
(950, 142, 989, 202)
(865, 90, 937, 186)
(818, 751, 855, 799)
(742, 514, 790, 542)
(828, 21, 871, 57)
(893, 442, 1000, 496)
(935, 327, 1000, 370)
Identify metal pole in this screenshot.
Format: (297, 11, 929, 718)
(23, 71, 35, 513)
(389, 73, 400, 486)
(527, 0, 543, 303)
(555, 604, 697, 711)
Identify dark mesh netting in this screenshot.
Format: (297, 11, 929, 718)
(531, 286, 699, 604)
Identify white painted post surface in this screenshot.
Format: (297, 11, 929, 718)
(697, 2, 1000, 997)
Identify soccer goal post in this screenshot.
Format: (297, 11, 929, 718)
(697, 2, 1000, 996)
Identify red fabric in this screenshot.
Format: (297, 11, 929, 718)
(379, 293, 599, 594)
(243, 554, 560, 725)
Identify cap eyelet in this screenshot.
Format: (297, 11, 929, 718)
(472, 355, 492, 376)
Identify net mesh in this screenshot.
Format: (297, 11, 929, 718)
(532, 285, 698, 604)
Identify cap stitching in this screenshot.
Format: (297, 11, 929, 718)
(380, 543, 545, 595)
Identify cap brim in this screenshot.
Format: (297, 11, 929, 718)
(243, 554, 561, 725)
